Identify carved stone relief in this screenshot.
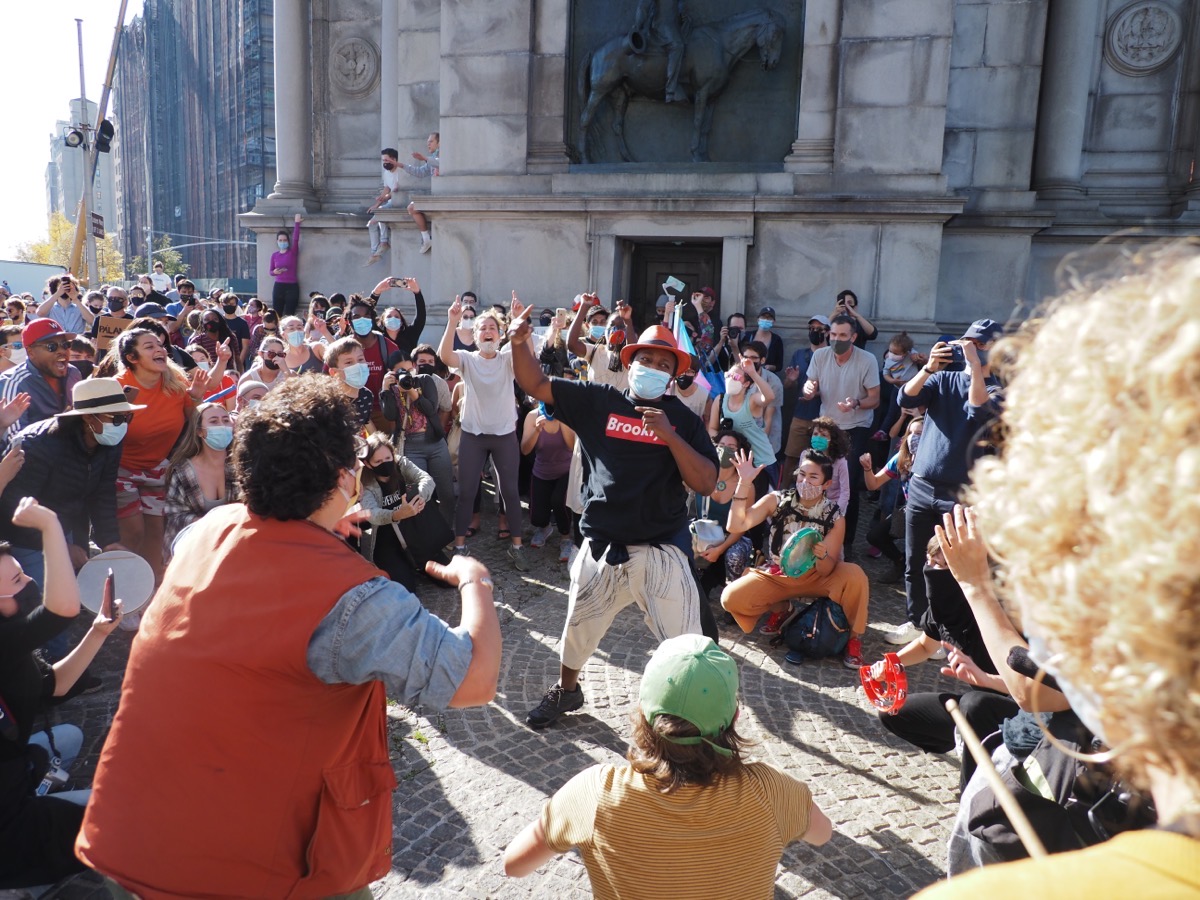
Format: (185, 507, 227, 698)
(330, 36, 380, 96)
(1104, 1, 1182, 76)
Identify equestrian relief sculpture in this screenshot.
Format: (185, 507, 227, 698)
(578, 5, 785, 163)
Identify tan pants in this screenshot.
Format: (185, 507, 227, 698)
(721, 563, 869, 635)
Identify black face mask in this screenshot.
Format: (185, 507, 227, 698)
(675, 373, 695, 389)
(809, 329, 826, 345)
(372, 460, 396, 481)
(223, 304, 238, 315)
(88, 305, 104, 314)
(5, 580, 42, 616)
(204, 321, 220, 332)
(416, 363, 436, 376)
(263, 359, 279, 371)
(72, 360, 95, 380)
(109, 301, 126, 312)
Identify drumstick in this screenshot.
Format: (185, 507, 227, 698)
(945, 698, 1047, 860)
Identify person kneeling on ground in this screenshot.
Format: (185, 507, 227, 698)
(504, 634, 832, 897)
(721, 448, 870, 668)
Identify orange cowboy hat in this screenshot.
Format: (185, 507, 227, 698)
(619, 324, 691, 373)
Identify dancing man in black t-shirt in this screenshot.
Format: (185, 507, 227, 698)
(511, 312, 719, 729)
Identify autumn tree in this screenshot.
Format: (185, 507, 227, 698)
(16, 212, 125, 283)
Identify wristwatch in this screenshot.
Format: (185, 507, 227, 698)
(458, 576, 494, 592)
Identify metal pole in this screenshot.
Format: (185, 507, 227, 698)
(75, 19, 100, 284)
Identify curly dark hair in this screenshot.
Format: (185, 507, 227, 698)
(713, 428, 751, 457)
(810, 416, 850, 461)
(627, 710, 748, 793)
(233, 375, 358, 520)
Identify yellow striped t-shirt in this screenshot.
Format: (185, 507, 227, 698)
(540, 761, 813, 899)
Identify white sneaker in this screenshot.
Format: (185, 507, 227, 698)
(885, 622, 922, 645)
(558, 539, 574, 563)
(530, 525, 553, 549)
(419, 237, 432, 254)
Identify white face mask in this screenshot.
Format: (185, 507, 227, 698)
(194, 359, 211, 372)
(9, 348, 25, 365)
(725, 376, 744, 396)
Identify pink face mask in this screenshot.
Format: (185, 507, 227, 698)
(797, 480, 824, 501)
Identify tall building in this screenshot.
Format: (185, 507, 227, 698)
(112, 0, 274, 282)
(45, 99, 118, 232)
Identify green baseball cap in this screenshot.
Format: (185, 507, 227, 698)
(640, 635, 739, 754)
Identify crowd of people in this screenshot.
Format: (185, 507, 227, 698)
(0, 240, 1195, 898)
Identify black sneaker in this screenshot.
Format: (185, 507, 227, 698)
(526, 683, 584, 729)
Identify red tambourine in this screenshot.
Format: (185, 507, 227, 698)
(860, 653, 908, 715)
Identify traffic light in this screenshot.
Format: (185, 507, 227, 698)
(64, 129, 86, 149)
(96, 120, 115, 153)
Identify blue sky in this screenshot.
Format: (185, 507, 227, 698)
(0, 2, 144, 258)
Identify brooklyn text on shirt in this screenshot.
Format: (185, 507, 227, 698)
(605, 413, 676, 445)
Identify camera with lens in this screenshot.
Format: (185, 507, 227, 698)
(396, 371, 417, 391)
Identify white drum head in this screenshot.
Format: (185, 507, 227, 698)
(77, 550, 156, 615)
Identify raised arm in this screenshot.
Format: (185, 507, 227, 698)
(438, 295, 464, 370)
(508, 311, 555, 404)
(726, 450, 778, 533)
(565, 292, 598, 358)
(936, 505, 1069, 713)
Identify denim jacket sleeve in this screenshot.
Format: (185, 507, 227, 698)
(307, 576, 473, 710)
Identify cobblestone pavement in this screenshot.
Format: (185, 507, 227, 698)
(56, 495, 963, 899)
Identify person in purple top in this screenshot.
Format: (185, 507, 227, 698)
(269, 214, 303, 316)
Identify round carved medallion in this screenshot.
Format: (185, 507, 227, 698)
(330, 37, 379, 96)
(1104, 1, 1182, 76)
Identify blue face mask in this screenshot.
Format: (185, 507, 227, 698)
(94, 421, 128, 447)
(538, 401, 555, 420)
(286, 330, 305, 347)
(627, 362, 672, 400)
(757, 318, 774, 331)
(351, 317, 374, 337)
(342, 362, 370, 390)
(589, 324, 606, 341)
(809, 434, 830, 452)
(203, 425, 234, 451)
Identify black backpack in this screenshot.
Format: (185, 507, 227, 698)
(772, 597, 850, 659)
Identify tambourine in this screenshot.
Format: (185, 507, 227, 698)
(860, 652, 908, 715)
(780, 527, 821, 578)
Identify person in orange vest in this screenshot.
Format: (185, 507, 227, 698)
(76, 375, 501, 899)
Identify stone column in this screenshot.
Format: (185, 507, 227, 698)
(268, 0, 316, 200)
(1032, 0, 1103, 199)
(380, 0, 399, 149)
(784, 0, 842, 175)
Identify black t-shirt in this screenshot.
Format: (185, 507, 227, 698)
(350, 387, 374, 430)
(920, 566, 996, 674)
(225, 315, 252, 348)
(0, 608, 71, 761)
(550, 379, 718, 544)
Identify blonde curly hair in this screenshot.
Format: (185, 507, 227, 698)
(968, 241, 1200, 794)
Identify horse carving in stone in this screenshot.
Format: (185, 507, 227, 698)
(577, 8, 785, 163)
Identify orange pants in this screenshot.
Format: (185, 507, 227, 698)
(721, 563, 870, 635)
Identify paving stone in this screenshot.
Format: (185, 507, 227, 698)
(55, 492, 963, 897)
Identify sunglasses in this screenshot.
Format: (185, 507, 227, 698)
(106, 414, 131, 426)
(262, 350, 286, 360)
(33, 341, 68, 353)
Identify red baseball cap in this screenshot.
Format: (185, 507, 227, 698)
(22, 318, 75, 347)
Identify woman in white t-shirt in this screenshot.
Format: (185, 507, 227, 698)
(438, 296, 527, 570)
